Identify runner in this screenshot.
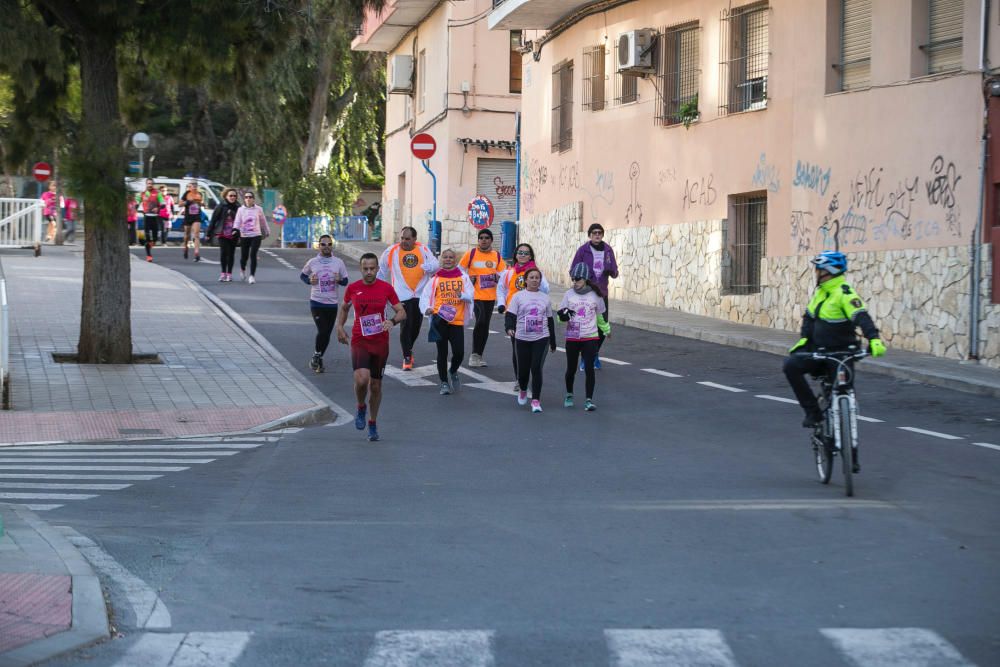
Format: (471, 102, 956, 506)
(569, 223, 619, 368)
(497, 243, 549, 391)
(377, 226, 438, 370)
(419, 249, 474, 395)
(458, 228, 506, 368)
(158, 185, 174, 246)
(125, 195, 138, 245)
(233, 191, 270, 284)
(41, 181, 58, 243)
(504, 267, 556, 413)
(557, 263, 610, 411)
(206, 188, 240, 282)
(179, 182, 204, 261)
(138, 178, 163, 262)
(300, 234, 349, 373)
(336, 253, 406, 442)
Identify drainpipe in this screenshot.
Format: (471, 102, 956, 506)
(968, 0, 991, 360)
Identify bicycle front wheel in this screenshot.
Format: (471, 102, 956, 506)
(813, 430, 833, 484)
(839, 396, 854, 497)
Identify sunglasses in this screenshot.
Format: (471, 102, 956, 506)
(243, 195, 254, 200)
(319, 242, 332, 247)
(516, 250, 531, 255)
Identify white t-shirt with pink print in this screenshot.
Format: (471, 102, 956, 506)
(507, 290, 552, 342)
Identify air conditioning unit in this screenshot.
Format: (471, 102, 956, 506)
(388, 55, 414, 94)
(618, 29, 656, 73)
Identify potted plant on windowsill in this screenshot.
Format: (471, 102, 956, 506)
(679, 95, 700, 129)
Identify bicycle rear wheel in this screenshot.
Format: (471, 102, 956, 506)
(839, 396, 854, 497)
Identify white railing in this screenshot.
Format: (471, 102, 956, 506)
(0, 198, 43, 247)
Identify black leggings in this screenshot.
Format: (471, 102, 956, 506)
(218, 237, 237, 273)
(565, 339, 600, 399)
(472, 299, 495, 355)
(516, 338, 549, 400)
(239, 236, 262, 275)
(434, 322, 465, 382)
(311, 306, 338, 356)
(144, 216, 161, 255)
(399, 298, 424, 358)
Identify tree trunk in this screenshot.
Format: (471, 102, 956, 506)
(76, 35, 132, 363)
(300, 21, 337, 175)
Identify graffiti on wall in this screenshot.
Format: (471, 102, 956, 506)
(682, 174, 717, 210)
(751, 153, 781, 193)
(493, 176, 516, 200)
(790, 210, 815, 253)
(624, 162, 642, 225)
(792, 160, 832, 196)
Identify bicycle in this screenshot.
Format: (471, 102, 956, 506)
(795, 347, 868, 497)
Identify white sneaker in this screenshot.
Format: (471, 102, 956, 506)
(218, 273, 226, 282)
(468, 353, 483, 368)
(531, 399, 542, 413)
(517, 390, 528, 406)
(248, 275, 256, 285)
(240, 270, 247, 281)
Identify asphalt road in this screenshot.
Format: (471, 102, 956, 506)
(36, 245, 1000, 666)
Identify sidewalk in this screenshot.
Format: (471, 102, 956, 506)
(0, 504, 108, 667)
(333, 238, 1000, 399)
(0, 245, 335, 447)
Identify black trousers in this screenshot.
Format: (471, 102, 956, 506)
(565, 339, 600, 399)
(218, 237, 237, 273)
(783, 355, 855, 414)
(399, 298, 423, 358)
(239, 236, 262, 275)
(516, 338, 549, 400)
(435, 323, 465, 382)
(311, 306, 338, 355)
(143, 215, 161, 255)
(471, 299, 495, 356)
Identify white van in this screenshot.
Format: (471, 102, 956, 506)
(125, 176, 227, 241)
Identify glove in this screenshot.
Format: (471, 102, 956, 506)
(556, 308, 574, 322)
(789, 337, 809, 353)
(496, 305, 506, 314)
(869, 338, 886, 358)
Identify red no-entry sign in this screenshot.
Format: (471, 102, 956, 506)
(33, 162, 52, 182)
(411, 134, 436, 160)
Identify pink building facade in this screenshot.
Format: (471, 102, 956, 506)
(489, 0, 1000, 367)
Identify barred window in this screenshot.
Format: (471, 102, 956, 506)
(655, 22, 700, 125)
(722, 193, 767, 295)
(839, 0, 872, 90)
(719, 2, 769, 115)
(582, 45, 606, 111)
(551, 60, 574, 152)
(614, 35, 638, 105)
(925, 0, 963, 74)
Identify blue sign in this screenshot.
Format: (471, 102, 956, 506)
(128, 161, 142, 174)
(272, 204, 287, 224)
(468, 194, 495, 230)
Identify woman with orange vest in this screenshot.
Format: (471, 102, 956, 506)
(377, 226, 439, 370)
(419, 249, 474, 395)
(458, 228, 506, 368)
(496, 243, 549, 392)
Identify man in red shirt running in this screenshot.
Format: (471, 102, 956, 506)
(336, 253, 406, 442)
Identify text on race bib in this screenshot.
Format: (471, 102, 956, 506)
(525, 317, 544, 334)
(438, 304, 457, 322)
(360, 313, 384, 336)
(478, 274, 497, 289)
(566, 320, 581, 338)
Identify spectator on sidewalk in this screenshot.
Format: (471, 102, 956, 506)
(41, 181, 58, 243)
(570, 223, 619, 366)
(62, 195, 78, 243)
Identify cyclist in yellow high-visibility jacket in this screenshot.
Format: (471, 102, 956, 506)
(783, 250, 886, 429)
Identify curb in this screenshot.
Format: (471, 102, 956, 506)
(0, 506, 109, 667)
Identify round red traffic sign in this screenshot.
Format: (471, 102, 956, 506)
(468, 194, 495, 230)
(410, 134, 436, 160)
(33, 162, 52, 182)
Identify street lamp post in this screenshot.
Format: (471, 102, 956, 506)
(131, 132, 150, 177)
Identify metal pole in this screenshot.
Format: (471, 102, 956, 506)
(139, 148, 145, 178)
(421, 159, 436, 224)
(514, 111, 521, 224)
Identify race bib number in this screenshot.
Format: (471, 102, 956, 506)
(478, 274, 497, 290)
(438, 304, 457, 323)
(188, 203, 200, 215)
(318, 272, 334, 293)
(360, 313, 384, 336)
(566, 320, 581, 338)
(525, 316, 543, 335)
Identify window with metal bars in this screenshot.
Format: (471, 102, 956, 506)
(614, 35, 639, 105)
(722, 193, 767, 295)
(551, 60, 574, 152)
(838, 0, 871, 90)
(924, 0, 963, 74)
(718, 2, 769, 115)
(582, 45, 606, 111)
(655, 22, 700, 125)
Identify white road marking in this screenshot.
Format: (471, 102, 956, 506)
(605, 629, 738, 667)
(61, 527, 172, 630)
(554, 347, 630, 365)
(112, 631, 252, 667)
(180, 436, 277, 442)
(363, 630, 495, 667)
(0, 482, 131, 490)
(0, 492, 97, 500)
(0, 457, 215, 464)
(21, 504, 63, 511)
(383, 365, 437, 387)
(0, 451, 238, 457)
(972, 442, 1000, 452)
(0, 474, 162, 480)
(610, 499, 895, 511)
(642, 368, 683, 378)
(755, 394, 798, 404)
(898, 427, 963, 440)
(821, 628, 973, 667)
(857, 415, 884, 423)
(7, 443, 262, 450)
(697, 381, 746, 393)
(456, 367, 515, 395)
(0, 465, 189, 472)
(277, 427, 303, 434)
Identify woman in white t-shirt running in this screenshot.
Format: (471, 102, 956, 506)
(557, 263, 611, 412)
(504, 267, 556, 413)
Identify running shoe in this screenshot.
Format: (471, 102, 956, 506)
(354, 404, 367, 430)
(223, 273, 232, 282)
(402, 355, 413, 371)
(531, 399, 542, 413)
(564, 393, 574, 408)
(146, 256, 153, 262)
(594, 356, 602, 370)
(183, 248, 188, 260)
(450, 372, 461, 391)
(579, 359, 585, 372)
(367, 422, 380, 442)
(468, 353, 483, 368)
(218, 273, 226, 282)
(240, 270, 247, 281)
(309, 353, 322, 373)
(517, 390, 528, 406)
(194, 254, 200, 263)
(439, 382, 451, 395)
(248, 275, 256, 285)
(584, 399, 596, 412)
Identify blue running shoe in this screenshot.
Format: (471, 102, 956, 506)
(367, 422, 379, 442)
(579, 359, 584, 372)
(354, 405, 367, 430)
(594, 356, 602, 370)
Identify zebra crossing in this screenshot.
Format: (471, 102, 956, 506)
(104, 627, 976, 666)
(0, 432, 293, 512)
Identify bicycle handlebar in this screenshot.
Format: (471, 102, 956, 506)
(793, 350, 869, 363)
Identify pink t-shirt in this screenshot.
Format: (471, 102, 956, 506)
(558, 289, 605, 341)
(301, 255, 348, 305)
(507, 290, 552, 342)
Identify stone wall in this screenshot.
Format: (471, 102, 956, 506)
(521, 202, 1000, 368)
